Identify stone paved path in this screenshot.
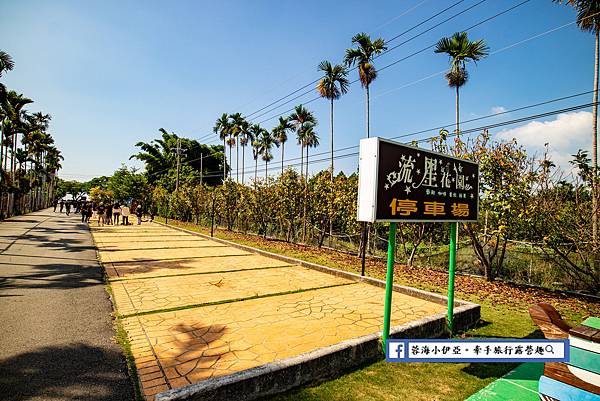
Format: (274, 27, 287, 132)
(0, 209, 132, 401)
(92, 222, 445, 400)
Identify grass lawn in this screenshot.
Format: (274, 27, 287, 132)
(154, 218, 599, 401)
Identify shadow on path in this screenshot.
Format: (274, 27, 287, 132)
(0, 343, 133, 401)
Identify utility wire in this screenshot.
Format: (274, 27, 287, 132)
(166, 98, 598, 179)
(250, 0, 531, 125)
(243, 0, 472, 119)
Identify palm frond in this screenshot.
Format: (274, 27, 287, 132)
(0, 51, 14, 77)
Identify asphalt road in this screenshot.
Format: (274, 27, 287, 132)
(0, 209, 132, 401)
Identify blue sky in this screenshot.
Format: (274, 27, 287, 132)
(0, 0, 593, 181)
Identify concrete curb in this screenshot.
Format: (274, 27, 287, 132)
(152, 221, 481, 401)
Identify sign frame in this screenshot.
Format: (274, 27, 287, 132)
(357, 137, 480, 223)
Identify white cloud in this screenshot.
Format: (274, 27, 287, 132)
(491, 106, 507, 114)
(495, 111, 592, 172)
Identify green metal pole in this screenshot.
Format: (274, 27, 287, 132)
(447, 222, 457, 334)
(382, 222, 397, 355)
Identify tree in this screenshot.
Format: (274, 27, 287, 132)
(56, 179, 85, 201)
(527, 150, 600, 293)
(0, 51, 14, 103)
(89, 187, 113, 204)
(317, 60, 349, 179)
(288, 105, 317, 179)
(213, 113, 230, 180)
(433, 130, 534, 281)
(229, 112, 245, 183)
(554, 0, 600, 242)
(108, 165, 149, 204)
(434, 31, 489, 136)
(249, 124, 264, 185)
(82, 176, 110, 193)
(131, 129, 224, 189)
(302, 124, 319, 179)
(273, 117, 293, 176)
(238, 119, 252, 185)
(255, 128, 279, 177)
(344, 33, 387, 138)
(301, 124, 319, 241)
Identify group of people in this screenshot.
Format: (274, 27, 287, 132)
(53, 198, 150, 226)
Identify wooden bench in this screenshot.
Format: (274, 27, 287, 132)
(529, 303, 600, 401)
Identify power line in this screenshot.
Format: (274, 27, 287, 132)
(76, 97, 594, 182)
(379, 0, 486, 57)
(243, 0, 472, 120)
(202, 101, 597, 179)
(169, 96, 598, 179)
(251, 0, 532, 125)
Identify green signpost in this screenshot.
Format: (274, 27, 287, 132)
(447, 222, 457, 333)
(357, 137, 478, 355)
(382, 222, 397, 350)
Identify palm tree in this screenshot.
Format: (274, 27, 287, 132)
(434, 32, 489, 136)
(249, 124, 264, 186)
(229, 112, 245, 183)
(317, 60, 349, 179)
(554, 0, 600, 241)
(288, 105, 317, 178)
(301, 124, 319, 242)
(1, 91, 32, 214)
(255, 128, 279, 178)
(344, 33, 387, 138)
(252, 139, 260, 186)
(273, 116, 293, 176)
(213, 113, 230, 179)
(0, 51, 14, 103)
(238, 119, 252, 185)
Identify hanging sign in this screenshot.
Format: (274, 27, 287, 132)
(357, 137, 479, 223)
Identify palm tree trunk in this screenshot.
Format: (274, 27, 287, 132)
(456, 85, 460, 136)
(329, 98, 334, 246)
(10, 132, 17, 215)
(254, 158, 257, 188)
(281, 142, 285, 176)
(330, 98, 334, 178)
(593, 29, 599, 244)
(366, 85, 370, 138)
(229, 144, 232, 179)
(300, 145, 304, 179)
(265, 159, 268, 179)
(303, 146, 308, 243)
(223, 138, 226, 181)
(306, 146, 309, 179)
(242, 145, 245, 185)
(0, 127, 4, 216)
(236, 138, 239, 183)
(455, 84, 461, 248)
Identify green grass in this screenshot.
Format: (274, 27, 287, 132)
(155, 218, 597, 401)
(114, 318, 144, 401)
(262, 301, 564, 401)
(104, 281, 144, 401)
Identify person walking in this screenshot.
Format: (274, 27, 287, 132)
(105, 204, 113, 225)
(65, 201, 71, 216)
(112, 203, 121, 225)
(97, 203, 105, 226)
(81, 202, 87, 223)
(52, 199, 58, 212)
(86, 203, 93, 223)
(59, 200, 64, 213)
(121, 203, 130, 225)
(135, 204, 143, 225)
